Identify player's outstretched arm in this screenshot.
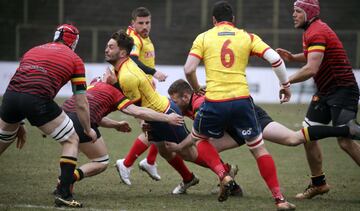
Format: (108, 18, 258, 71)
(276, 48, 306, 63)
(74, 93, 97, 142)
(122, 104, 184, 125)
(263, 48, 291, 103)
(99, 117, 131, 133)
(288, 52, 324, 84)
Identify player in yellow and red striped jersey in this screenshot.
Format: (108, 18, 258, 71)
(183, 1, 295, 210)
(53, 71, 183, 195)
(118, 7, 168, 183)
(276, 0, 360, 200)
(106, 30, 242, 200)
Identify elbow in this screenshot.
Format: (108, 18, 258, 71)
(305, 65, 318, 77)
(184, 65, 194, 75)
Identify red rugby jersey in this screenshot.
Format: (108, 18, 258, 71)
(303, 19, 357, 94)
(183, 94, 205, 120)
(63, 81, 132, 124)
(7, 42, 87, 99)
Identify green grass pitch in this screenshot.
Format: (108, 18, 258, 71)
(0, 103, 359, 210)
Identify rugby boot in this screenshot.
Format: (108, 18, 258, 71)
(55, 195, 82, 208)
(139, 158, 161, 181)
(218, 175, 235, 202)
(115, 158, 133, 185)
(275, 198, 296, 211)
(295, 183, 330, 199)
(172, 174, 200, 194)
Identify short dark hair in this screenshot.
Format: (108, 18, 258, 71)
(131, 7, 151, 20)
(168, 79, 193, 96)
(111, 30, 134, 55)
(212, 1, 233, 22)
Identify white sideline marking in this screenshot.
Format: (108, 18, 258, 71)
(0, 203, 124, 211)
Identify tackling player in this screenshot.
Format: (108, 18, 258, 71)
(105, 30, 239, 201)
(52, 70, 183, 193)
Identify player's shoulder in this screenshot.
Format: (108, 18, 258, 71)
(127, 26, 143, 44)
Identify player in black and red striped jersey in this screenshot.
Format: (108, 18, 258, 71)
(277, 0, 360, 200)
(54, 70, 183, 194)
(167, 79, 360, 199)
(0, 24, 97, 207)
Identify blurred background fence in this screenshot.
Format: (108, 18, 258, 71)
(1, 0, 359, 68)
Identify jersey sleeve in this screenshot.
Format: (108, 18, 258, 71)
(71, 56, 87, 94)
(249, 33, 270, 58)
(307, 34, 326, 53)
(189, 33, 205, 59)
(112, 88, 132, 110)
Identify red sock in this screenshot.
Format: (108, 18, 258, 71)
(256, 154, 283, 199)
(123, 138, 148, 167)
(146, 144, 158, 165)
(168, 155, 193, 182)
(222, 161, 230, 173)
(195, 140, 227, 180)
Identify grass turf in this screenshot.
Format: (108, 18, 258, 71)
(0, 103, 359, 210)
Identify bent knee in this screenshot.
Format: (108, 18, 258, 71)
(92, 154, 110, 168)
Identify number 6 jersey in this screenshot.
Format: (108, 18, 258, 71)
(189, 21, 269, 101)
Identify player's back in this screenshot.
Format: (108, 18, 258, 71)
(117, 58, 169, 113)
(191, 22, 265, 101)
(63, 81, 130, 123)
(8, 42, 84, 100)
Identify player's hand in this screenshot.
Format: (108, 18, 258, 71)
(276, 48, 294, 62)
(103, 67, 117, 85)
(115, 121, 131, 133)
(166, 113, 184, 126)
(16, 125, 27, 149)
(84, 128, 97, 143)
(279, 87, 291, 103)
(195, 85, 206, 96)
(164, 141, 181, 152)
(141, 122, 152, 133)
(153, 70, 168, 82)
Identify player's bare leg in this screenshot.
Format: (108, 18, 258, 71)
(337, 137, 360, 165)
(262, 122, 304, 146)
(296, 141, 329, 199)
(0, 119, 20, 155)
(79, 137, 109, 177)
(39, 112, 82, 208)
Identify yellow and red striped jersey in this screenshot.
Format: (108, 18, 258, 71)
(189, 22, 269, 101)
(127, 26, 155, 80)
(114, 58, 169, 113)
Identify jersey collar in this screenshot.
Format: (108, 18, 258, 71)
(215, 21, 234, 27)
(115, 57, 129, 77)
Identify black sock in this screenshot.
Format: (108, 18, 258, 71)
(73, 168, 84, 183)
(59, 156, 77, 198)
(302, 126, 349, 142)
(311, 174, 326, 186)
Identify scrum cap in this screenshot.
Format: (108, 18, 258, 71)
(294, 0, 320, 22)
(53, 24, 79, 50)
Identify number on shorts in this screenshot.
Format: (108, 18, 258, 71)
(220, 39, 235, 68)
